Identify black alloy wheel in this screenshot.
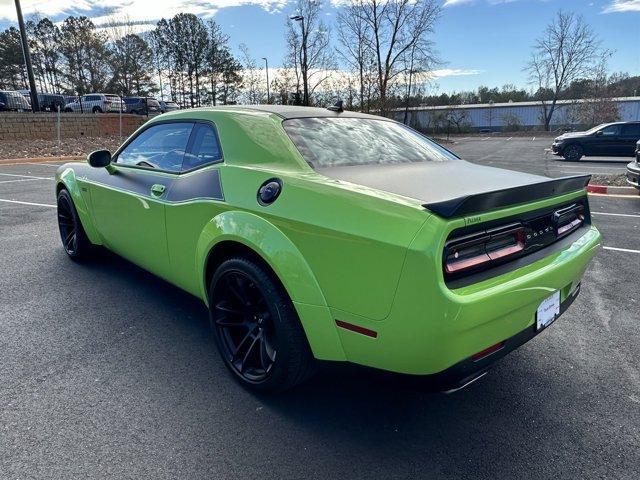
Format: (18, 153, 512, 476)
(212, 269, 277, 382)
(563, 144, 583, 162)
(209, 257, 314, 392)
(57, 189, 91, 260)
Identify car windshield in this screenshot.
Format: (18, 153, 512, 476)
(283, 117, 457, 168)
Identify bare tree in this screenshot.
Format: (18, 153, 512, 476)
(572, 57, 619, 127)
(356, 0, 441, 114)
(336, 0, 375, 111)
(286, 0, 334, 106)
(240, 44, 265, 105)
(526, 11, 605, 131)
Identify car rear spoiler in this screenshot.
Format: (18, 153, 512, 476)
(423, 175, 591, 218)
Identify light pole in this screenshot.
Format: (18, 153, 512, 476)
(290, 15, 308, 106)
(262, 57, 270, 104)
(14, 0, 39, 112)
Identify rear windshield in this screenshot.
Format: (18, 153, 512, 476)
(283, 117, 456, 167)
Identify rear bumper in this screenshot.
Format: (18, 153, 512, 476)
(333, 195, 601, 376)
(427, 282, 581, 391)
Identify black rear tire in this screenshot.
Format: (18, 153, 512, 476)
(209, 257, 315, 393)
(563, 144, 583, 162)
(92, 106, 102, 114)
(57, 189, 92, 261)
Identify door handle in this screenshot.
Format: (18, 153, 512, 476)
(150, 184, 166, 197)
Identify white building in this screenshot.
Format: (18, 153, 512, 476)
(392, 97, 640, 132)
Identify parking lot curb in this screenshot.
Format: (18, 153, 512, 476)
(587, 184, 639, 196)
(0, 156, 83, 165)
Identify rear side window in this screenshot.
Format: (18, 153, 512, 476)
(182, 123, 223, 171)
(600, 125, 619, 136)
(116, 122, 194, 172)
(621, 124, 640, 136)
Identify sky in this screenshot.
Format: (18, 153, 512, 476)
(0, 0, 639, 94)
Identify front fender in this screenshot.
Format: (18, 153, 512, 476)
(196, 210, 346, 361)
(56, 165, 101, 245)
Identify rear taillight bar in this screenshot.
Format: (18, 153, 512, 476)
(445, 223, 525, 275)
(554, 204, 584, 238)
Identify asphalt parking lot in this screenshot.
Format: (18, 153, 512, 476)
(448, 135, 631, 177)
(1, 152, 639, 479)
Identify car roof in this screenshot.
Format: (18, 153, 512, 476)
(205, 104, 393, 121)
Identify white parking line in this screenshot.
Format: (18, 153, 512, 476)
(0, 178, 51, 184)
(506, 137, 513, 141)
(603, 246, 640, 254)
(0, 173, 53, 180)
(0, 162, 62, 167)
(592, 212, 640, 219)
(532, 137, 536, 141)
(0, 198, 56, 208)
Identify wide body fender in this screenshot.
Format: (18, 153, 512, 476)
(56, 165, 102, 245)
(195, 210, 346, 361)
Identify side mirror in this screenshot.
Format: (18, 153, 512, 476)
(88, 149, 112, 168)
(595, 130, 603, 136)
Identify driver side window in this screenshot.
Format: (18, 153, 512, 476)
(116, 122, 194, 172)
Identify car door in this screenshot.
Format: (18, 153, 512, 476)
(89, 121, 195, 279)
(592, 124, 621, 156)
(620, 124, 640, 157)
(164, 122, 226, 296)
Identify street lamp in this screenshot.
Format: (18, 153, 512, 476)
(14, 0, 39, 112)
(262, 57, 270, 104)
(290, 15, 308, 106)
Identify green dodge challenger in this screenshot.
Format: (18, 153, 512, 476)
(55, 105, 601, 392)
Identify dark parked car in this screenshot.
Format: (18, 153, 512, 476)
(159, 100, 180, 113)
(552, 121, 640, 161)
(124, 97, 161, 115)
(626, 140, 640, 190)
(0, 90, 31, 111)
(37, 93, 66, 112)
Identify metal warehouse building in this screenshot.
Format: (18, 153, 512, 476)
(393, 97, 640, 132)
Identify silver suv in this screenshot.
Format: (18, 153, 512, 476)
(63, 94, 124, 113)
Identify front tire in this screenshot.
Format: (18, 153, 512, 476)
(209, 257, 315, 393)
(92, 106, 102, 114)
(563, 144, 583, 162)
(57, 189, 92, 261)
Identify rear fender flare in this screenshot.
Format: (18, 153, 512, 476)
(196, 210, 346, 361)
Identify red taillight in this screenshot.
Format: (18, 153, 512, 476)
(445, 225, 525, 275)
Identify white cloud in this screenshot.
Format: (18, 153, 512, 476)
(443, 0, 474, 5)
(0, 0, 289, 24)
(444, 0, 518, 6)
(430, 68, 482, 77)
(603, 0, 640, 12)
